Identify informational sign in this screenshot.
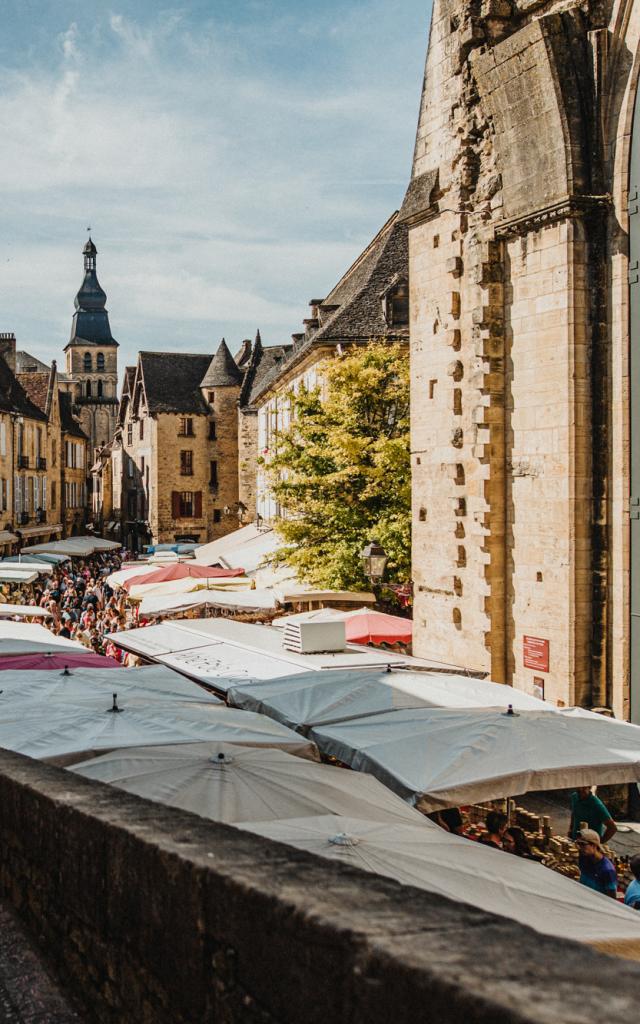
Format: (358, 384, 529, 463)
(523, 635, 549, 673)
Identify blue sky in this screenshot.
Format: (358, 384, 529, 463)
(1, 1, 431, 373)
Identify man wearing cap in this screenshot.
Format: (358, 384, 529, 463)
(568, 786, 617, 843)
(575, 829, 618, 898)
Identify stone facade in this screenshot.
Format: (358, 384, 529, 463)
(408, 0, 640, 716)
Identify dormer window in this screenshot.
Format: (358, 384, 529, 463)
(382, 278, 409, 327)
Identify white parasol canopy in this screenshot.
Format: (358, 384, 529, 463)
(106, 564, 160, 588)
(0, 664, 220, 707)
(68, 742, 428, 826)
(241, 816, 640, 951)
(0, 703, 319, 764)
(0, 620, 84, 656)
(227, 668, 549, 731)
(309, 707, 640, 810)
(0, 570, 39, 584)
(0, 561, 54, 575)
(0, 604, 53, 619)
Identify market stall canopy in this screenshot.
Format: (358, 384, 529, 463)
(192, 524, 268, 568)
(123, 563, 245, 591)
(107, 620, 423, 694)
(0, 664, 219, 707)
(0, 651, 120, 671)
(0, 703, 318, 764)
(274, 608, 411, 646)
(309, 707, 640, 811)
(106, 564, 159, 588)
(0, 604, 53, 619)
(25, 536, 120, 557)
(128, 576, 254, 602)
(139, 588, 281, 618)
(12, 552, 70, 565)
(69, 742, 427, 826)
(227, 668, 550, 732)
(241, 816, 640, 953)
(0, 621, 84, 656)
(0, 570, 38, 584)
(0, 560, 54, 575)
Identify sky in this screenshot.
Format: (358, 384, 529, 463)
(0, 1, 431, 374)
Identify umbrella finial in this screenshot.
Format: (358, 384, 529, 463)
(107, 693, 123, 713)
(502, 704, 520, 717)
(210, 751, 233, 766)
(61, 666, 72, 677)
(329, 832, 360, 847)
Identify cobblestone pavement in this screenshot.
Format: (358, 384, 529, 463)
(0, 902, 85, 1024)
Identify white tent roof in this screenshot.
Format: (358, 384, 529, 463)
(0, 664, 220, 707)
(25, 536, 119, 557)
(309, 707, 640, 810)
(0, 604, 53, 619)
(227, 668, 550, 731)
(0, 703, 318, 764)
(241, 816, 640, 950)
(106, 564, 160, 588)
(0, 570, 39, 584)
(0, 561, 54, 575)
(128, 576, 253, 601)
(108, 620, 423, 694)
(0, 621, 84, 656)
(69, 742, 428, 826)
(192, 524, 270, 569)
(139, 588, 280, 618)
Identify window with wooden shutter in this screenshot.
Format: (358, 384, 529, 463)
(194, 491, 202, 518)
(172, 491, 181, 519)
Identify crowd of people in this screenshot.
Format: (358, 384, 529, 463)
(7, 548, 142, 664)
(431, 789, 640, 907)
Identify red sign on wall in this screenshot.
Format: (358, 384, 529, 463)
(523, 635, 549, 673)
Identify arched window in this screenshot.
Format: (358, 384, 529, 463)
(96, 352, 105, 371)
(86, 380, 92, 397)
(83, 352, 92, 372)
(97, 379, 103, 398)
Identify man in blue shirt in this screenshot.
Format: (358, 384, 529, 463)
(575, 829, 618, 898)
(624, 855, 640, 909)
(568, 786, 617, 842)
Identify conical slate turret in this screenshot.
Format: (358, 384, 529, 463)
(67, 238, 117, 347)
(200, 338, 243, 388)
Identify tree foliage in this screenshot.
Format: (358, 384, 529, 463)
(263, 343, 410, 591)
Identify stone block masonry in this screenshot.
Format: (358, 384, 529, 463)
(0, 748, 639, 1024)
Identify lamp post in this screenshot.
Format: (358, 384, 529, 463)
(360, 539, 388, 587)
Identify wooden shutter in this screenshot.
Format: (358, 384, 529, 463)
(172, 491, 180, 518)
(194, 491, 202, 518)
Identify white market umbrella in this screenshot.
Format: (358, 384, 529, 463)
(309, 707, 640, 810)
(106, 564, 160, 588)
(0, 605, 53, 620)
(1, 561, 54, 575)
(69, 743, 428, 826)
(0, 621, 84, 656)
(0, 664, 220, 707)
(0, 703, 318, 764)
(127, 577, 253, 601)
(227, 668, 549, 733)
(241, 816, 640, 952)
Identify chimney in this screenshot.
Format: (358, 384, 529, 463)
(0, 333, 16, 373)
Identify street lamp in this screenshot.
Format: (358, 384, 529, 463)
(360, 538, 388, 585)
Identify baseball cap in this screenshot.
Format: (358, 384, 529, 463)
(576, 828, 602, 846)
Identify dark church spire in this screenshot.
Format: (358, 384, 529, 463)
(66, 238, 118, 349)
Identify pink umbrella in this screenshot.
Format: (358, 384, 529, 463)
(124, 563, 245, 591)
(344, 610, 412, 646)
(0, 651, 121, 671)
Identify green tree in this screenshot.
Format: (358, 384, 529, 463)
(263, 342, 410, 591)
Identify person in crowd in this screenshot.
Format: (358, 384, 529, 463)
(568, 786, 617, 843)
(624, 855, 640, 909)
(502, 826, 542, 860)
(478, 810, 507, 850)
(575, 828, 618, 897)
(429, 808, 465, 835)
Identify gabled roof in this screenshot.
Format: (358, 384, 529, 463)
(248, 211, 408, 405)
(136, 352, 211, 415)
(16, 350, 71, 382)
(200, 339, 243, 388)
(16, 372, 52, 416)
(0, 358, 47, 421)
(60, 392, 88, 439)
(243, 345, 293, 407)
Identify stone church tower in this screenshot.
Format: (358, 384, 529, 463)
(64, 239, 118, 458)
(407, 0, 640, 720)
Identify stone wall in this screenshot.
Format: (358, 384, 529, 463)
(1, 748, 639, 1024)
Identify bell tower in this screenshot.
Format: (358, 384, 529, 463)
(64, 238, 119, 457)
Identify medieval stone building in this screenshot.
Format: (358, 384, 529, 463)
(407, 0, 640, 719)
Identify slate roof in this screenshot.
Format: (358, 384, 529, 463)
(248, 211, 408, 405)
(16, 351, 71, 382)
(0, 358, 47, 421)
(137, 352, 211, 415)
(243, 345, 293, 407)
(200, 339, 243, 388)
(60, 392, 88, 439)
(398, 169, 440, 224)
